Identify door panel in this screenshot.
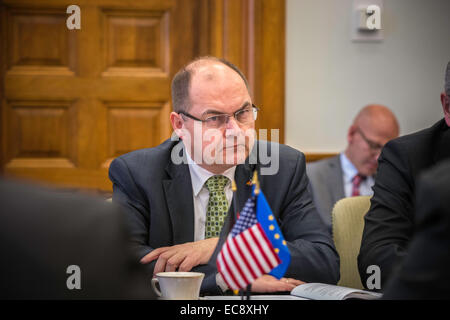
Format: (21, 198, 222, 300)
(0, 0, 285, 192)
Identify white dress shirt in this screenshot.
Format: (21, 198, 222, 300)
(185, 150, 236, 242)
(340, 153, 375, 197)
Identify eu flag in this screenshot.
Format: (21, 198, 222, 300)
(255, 186, 291, 279)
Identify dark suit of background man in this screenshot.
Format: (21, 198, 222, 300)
(0, 178, 155, 299)
(359, 60, 450, 290)
(109, 56, 340, 295)
(307, 105, 399, 230)
(383, 160, 450, 299)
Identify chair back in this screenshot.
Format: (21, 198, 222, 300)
(332, 196, 371, 289)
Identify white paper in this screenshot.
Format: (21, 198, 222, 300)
(291, 283, 382, 300)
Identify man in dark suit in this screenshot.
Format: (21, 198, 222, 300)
(0, 178, 155, 299)
(383, 160, 450, 299)
(358, 60, 450, 290)
(307, 105, 399, 230)
(109, 56, 340, 295)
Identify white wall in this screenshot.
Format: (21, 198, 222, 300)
(286, 0, 450, 153)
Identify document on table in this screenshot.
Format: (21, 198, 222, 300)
(290, 283, 382, 300)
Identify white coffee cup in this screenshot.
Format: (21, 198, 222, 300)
(151, 272, 205, 300)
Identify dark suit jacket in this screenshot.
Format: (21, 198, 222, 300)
(0, 179, 155, 300)
(109, 139, 340, 294)
(358, 119, 450, 290)
(306, 155, 345, 231)
(382, 160, 450, 299)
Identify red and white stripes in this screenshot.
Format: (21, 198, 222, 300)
(217, 223, 281, 291)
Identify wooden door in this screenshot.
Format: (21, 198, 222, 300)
(0, 0, 285, 193)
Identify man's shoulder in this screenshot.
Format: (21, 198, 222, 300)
(307, 154, 340, 173)
(108, 139, 182, 183)
(380, 119, 447, 171)
(386, 119, 445, 151)
(305, 155, 341, 190)
(252, 141, 306, 177)
(254, 140, 306, 164)
(257, 140, 302, 155)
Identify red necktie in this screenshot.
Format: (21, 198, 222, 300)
(351, 174, 366, 197)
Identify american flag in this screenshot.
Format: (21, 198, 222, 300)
(216, 194, 282, 291)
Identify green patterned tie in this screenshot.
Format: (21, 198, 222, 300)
(204, 175, 230, 239)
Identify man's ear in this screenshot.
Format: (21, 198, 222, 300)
(347, 124, 357, 144)
(170, 112, 185, 139)
(441, 92, 450, 126)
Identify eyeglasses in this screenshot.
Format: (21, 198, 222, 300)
(356, 127, 383, 151)
(179, 104, 259, 129)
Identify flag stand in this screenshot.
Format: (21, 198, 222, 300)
(240, 285, 251, 300)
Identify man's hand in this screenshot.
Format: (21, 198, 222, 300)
(140, 238, 219, 274)
(251, 275, 305, 293)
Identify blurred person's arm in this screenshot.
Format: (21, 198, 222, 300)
(358, 140, 414, 290)
(382, 160, 450, 299)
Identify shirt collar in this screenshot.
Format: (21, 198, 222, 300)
(185, 148, 236, 197)
(340, 152, 359, 184)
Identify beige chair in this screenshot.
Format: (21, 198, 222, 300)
(332, 196, 371, 289)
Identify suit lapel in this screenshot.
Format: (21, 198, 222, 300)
(218, 163, 254, 236)
(234, 163, 254, 210)
(163, 149, 195, 244)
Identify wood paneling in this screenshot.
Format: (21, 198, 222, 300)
(6, 7, 76, 76)
(5, 100, 77, 166)
(254, 0, 285, 144)
(1, 0, 178, 190)
(102, 9, 169, 77)
(101, 101, 171, 168)
(305, 153, 337, 163)
(193, 0, 285, 144)
(0, 0, 286, 191)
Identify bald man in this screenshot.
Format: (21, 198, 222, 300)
(109, 56, 339, 295)
(306, 105, 399, 230)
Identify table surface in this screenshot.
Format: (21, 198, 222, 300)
(202, 295, 308, 300)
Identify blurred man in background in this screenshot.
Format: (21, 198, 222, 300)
(307, 104, 399, 230)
